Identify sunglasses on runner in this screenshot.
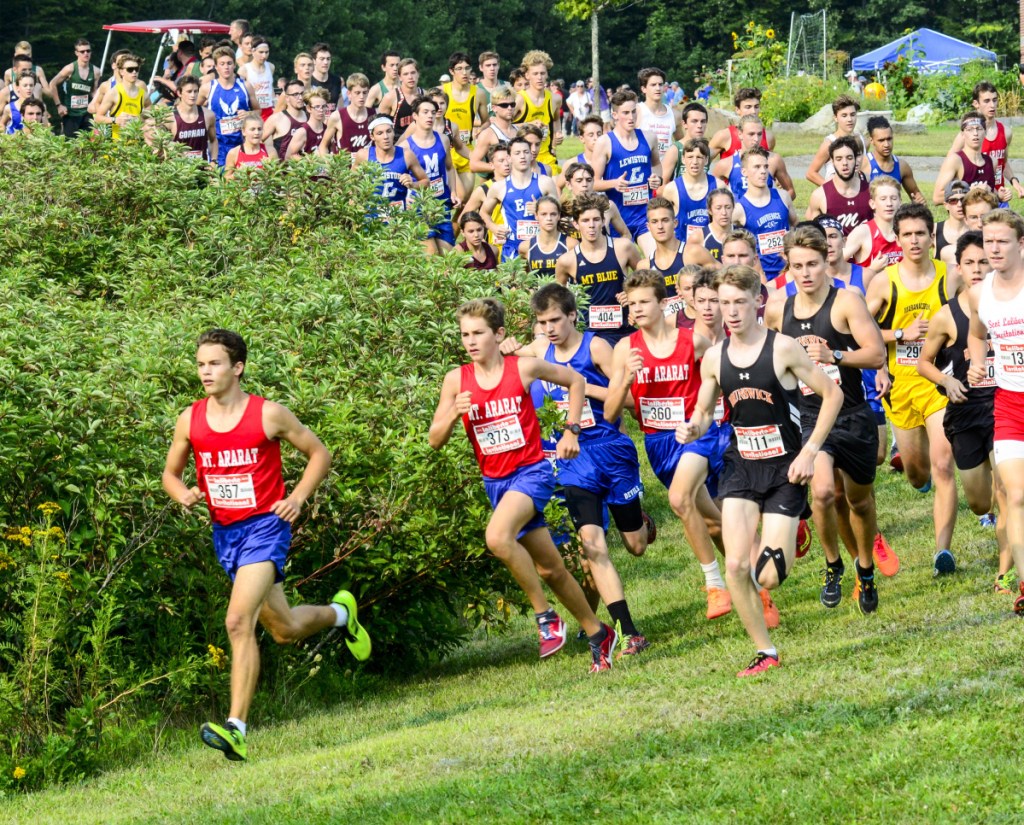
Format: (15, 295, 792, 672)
(124, 66, 140, 73)
(493, 101, 514, 108)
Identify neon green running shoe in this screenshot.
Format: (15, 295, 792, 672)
(332, 590, 372, 661)
(200, 721, 246, 761)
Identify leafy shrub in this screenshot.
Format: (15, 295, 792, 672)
(918, 61, 1024, 119)
(0, 125, 535, 790)
(760, 74, 846, 124)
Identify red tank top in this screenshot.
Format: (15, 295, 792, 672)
(630, 327, 700, 434)
(983, 121, 1008, 187)
(460, 356, 545, 478)
(722, 123, 769, 159)
(822, 175, 872, 236)
(856, 219, 902, 268)
(235, 146, 268, 168)
(191, 395, 285, 526)
(336, 106, 375, 154)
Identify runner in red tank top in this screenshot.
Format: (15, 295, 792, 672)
(224, 113, 275, 179)
(604, 270, 737, 621)
(708, 87, 774, 160)
(162, 329, 370, 762)
(844, 175, 903, 276)
(429, 298, 619, 671)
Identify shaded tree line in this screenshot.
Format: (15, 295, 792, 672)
(2, 0, 1017, 107)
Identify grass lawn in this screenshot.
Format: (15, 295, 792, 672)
(4, 442, 1024, 824)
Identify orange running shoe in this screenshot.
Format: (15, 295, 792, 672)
(706, 586, 732, 619)
(873, 533, 899, 577)
(796, 519, 812, 558)
(760, 589, 780, 629)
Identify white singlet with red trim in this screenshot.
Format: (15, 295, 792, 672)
(978, 271, 1024, 393)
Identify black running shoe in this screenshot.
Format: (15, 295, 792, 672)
(858, 577, 878, 614)
(820, 565, 844, 609)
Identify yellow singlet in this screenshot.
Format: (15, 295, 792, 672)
(442, 81, 475, 173)
(514, 89, 558, 170)
(880, 260, 949, 378)
(110, 82, 144, 139)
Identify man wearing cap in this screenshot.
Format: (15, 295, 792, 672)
(567, 80, 590, 136)
(935, 180, 970, 269)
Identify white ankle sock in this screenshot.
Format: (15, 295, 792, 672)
(701, 560, 725, 590)
(757, 647, 778, 659)
(227, 717, 247, 736)
(330, 602, 348, 627)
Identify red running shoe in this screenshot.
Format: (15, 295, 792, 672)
(1015, 582, 1024, 617)
(537, 612, 567, 658)
(796, 519, 812, 558)
(737, 651, 781, 678)
(873, 533, 899, 577)
(589, 623, 618, 673)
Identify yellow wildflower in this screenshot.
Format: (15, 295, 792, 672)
(746, 21, 755, 31)
(207, 644, 227, 670)
(55, 571, 71, 587)
(732, 32, 738, 40)
(747, 41, 755, 49)
(13, 766, 26, 780)
(766, 29, 775, 39)
(37, 502, 61, 518)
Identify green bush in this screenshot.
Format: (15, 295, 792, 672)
(760, 74, 846, 124)
(0, 124, 535, 791)
(917, 61, 1024, 119)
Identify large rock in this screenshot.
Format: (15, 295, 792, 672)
(802, 103, 835, 132)
(904, 103, 934, 124)
(706, 107, 731, 136)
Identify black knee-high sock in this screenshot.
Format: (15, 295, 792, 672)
(606, 600, 639, 636)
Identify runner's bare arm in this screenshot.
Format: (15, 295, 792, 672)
(932, 153, 963, 205)
(676, 347, 721, 444)
(428, 370, 467, 450)
(519, 358, 582, 458)
(966, 283, 991, 385)
(162, 409, 203, 508)
(916, 305, 967, 402)
(264, 401, 331, 521)
(805, 138, 832, 187)
(603, 337, 641, 423)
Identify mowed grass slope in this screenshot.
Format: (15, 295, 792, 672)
(5, 459, 1024, 824)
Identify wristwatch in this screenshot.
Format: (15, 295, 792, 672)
(832, 350, 844, 363)
(893, 328, 904, 342)
(565, 422, 582, 436)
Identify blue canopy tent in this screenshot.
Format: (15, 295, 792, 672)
(851, 28, 996, 73)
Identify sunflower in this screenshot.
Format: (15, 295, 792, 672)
(747, 40, 755, 49)
(766, 28, 775, 39)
